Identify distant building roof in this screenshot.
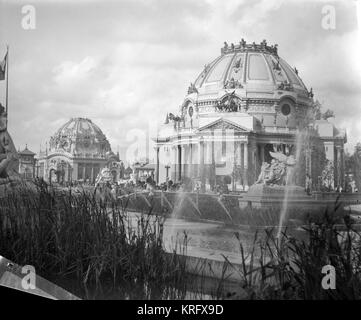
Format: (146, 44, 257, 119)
(124, 166, 133, 174)
(314, 119, 347, 142)
(19, 145, 36, 156)
(133, 163, 156, 170)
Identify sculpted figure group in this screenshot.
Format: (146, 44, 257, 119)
(255, 150, 296, 186)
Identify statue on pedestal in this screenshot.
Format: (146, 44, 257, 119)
(255, 150, 296, 186)
(0, 104, 18, 185)
(95, 167, 113, 187)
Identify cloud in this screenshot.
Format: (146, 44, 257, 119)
(1, 0, 359, 159)
(52, 57, 97, 86)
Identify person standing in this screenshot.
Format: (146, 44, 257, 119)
(305, 174, 312, 195)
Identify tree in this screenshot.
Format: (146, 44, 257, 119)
(351, 143, 361, 191)
(310, 100, 335, 122)
(322, 109, 335, 120)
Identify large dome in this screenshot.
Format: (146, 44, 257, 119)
(49, 117, 112, 158)
(191, 40, 309, 98)
(179, 40, 314, 131)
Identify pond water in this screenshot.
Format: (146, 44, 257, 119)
(50, 213, 308, 300)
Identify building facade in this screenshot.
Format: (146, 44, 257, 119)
(133, 162, 155, 183)
(154, 40, 346, 191)
(18, 145, 36, 179)
(37, 117, 123, 184)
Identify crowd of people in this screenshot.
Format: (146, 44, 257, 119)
(48, 173, 360, 198)
(86, 175, 234, 203)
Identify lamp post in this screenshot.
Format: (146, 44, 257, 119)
(165, 164, 170, 180)
(35, 163, 40, 178)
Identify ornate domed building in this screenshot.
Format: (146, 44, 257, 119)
(37, 118, 124, 183)
(154, 40, 346, 191)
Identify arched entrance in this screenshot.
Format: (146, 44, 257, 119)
(49, 168, 57, 183)
(57, 160, 67, 184)
(48, 160, 72, 184)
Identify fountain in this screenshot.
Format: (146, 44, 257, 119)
(242, 150, 309, 209)
(240, 134, 314, 238)
(277, 129, 308, 238)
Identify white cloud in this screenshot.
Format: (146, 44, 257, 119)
(52, 57, 97, 86)
(2, 0, 360, 157)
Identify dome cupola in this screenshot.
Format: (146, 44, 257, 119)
(180, 39, 314, 131)
(49, 117, 112, 158)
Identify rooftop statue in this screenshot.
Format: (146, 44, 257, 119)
(216, 91, 240, 112)
(0, 104, 18, 185)
(224, 77, 243, 89)
(255, 150, 296, 186)
(187, 82, 198, 94)
(239, 38, 246, 49)
(277, 80, 293, 91)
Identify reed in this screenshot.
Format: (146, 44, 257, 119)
(0, 179, 189, 299)
(1, 180, 359, 299)
(230, 200, 361, 299)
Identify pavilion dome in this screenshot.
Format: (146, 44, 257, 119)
(178, 40, 314, 130)
(190, 40, 309, 98)
(49, 117, 112, 158)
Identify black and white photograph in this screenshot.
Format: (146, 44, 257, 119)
(0, 0, 361, 307)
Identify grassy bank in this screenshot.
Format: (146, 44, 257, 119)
(0, 180, 360, 299)
(0, 180, 190, 299)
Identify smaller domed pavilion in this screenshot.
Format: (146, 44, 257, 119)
(37, 118, 124, 184)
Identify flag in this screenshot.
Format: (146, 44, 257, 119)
(0, 52, 7, 81)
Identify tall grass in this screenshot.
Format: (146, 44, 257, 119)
(1, 180, 360, 299)
(0, 179, 189, 299)
(226, 201, 361, 299)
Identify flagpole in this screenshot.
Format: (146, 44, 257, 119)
(5, 45, 9, 128)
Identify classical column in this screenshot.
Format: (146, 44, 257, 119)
(236, 141, 242, 166)
(186, 145, 189, 179)
(193, 143, 198, 179)
(91, 166, 94, 183)
(336, 146, 342, 189)
(232, 140, 237, 191)
(234, 141, 242, 188)
(249, 145, 255, 186)
(189, 143, 193, 178)
(205, 140, 211, 165)
(155, 147, 160, 183)
(172, 146, 177, 182)
(243, 142, 248, 189)
(178, 145, 182, 181)
(260, 144, 265, 164)
(199, 138, 205, 186)
(181, 145, 186, 180)
(211, 131, 216, 189)
(82, 164, 86, 181)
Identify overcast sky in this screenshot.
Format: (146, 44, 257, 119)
(0, 0, 360, 162)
